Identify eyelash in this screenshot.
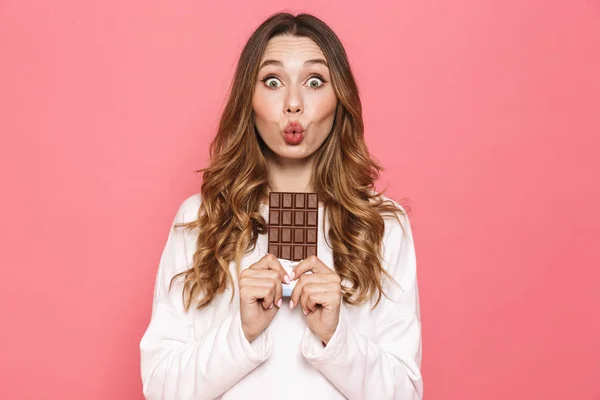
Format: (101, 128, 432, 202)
(260, 74, 328, 90)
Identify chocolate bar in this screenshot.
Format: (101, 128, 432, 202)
(267, 192, 319, 261)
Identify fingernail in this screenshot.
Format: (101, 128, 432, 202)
(277, 298, 282, 308)
(290, 271, 295, 280)
(302, 308, 307, 316)
(289, 300, 294, 309)
(284, 275, 291, 284)
(269, 303, 273, 309)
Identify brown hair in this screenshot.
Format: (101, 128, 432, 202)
(171, 12, 410, 312)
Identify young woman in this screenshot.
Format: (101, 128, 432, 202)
(140, 12, 423, 400)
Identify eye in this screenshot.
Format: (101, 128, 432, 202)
(306, 75, 326, 89)
(262, 76, 282, 89)
(260, 74, 328, 90)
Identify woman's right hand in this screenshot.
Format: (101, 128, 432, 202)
(239, 253, 291, 343)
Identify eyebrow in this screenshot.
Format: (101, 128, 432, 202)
(258, 58, 329, 70)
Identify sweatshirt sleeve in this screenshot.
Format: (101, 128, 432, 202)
(139, 195, 273, 400)
(300, 206, 423, 400)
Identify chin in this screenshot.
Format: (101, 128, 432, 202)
(275, 146, 314, 159)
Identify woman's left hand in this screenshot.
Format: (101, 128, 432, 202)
(289, 255, 342, 345)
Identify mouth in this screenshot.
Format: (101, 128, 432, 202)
(283, 122, 306, 145)
(283, 121, 305, 134)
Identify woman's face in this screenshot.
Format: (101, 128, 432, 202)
(252, 35, 338, 161)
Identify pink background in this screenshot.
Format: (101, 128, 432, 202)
(1, 0, 599, 399)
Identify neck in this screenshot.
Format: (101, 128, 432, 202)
(260, 148, 323, 206)
(264, 148, 317, 192)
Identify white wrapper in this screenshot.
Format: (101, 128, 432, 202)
(278, 257, 312, 297)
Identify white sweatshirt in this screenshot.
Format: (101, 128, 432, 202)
(140, 193, 423, 400)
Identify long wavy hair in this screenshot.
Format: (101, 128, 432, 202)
(171, 12, 410, 312)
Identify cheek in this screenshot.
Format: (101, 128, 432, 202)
(252, 91, 281, 144)
(310, 92, 337, 121)
(252, 90, 279, 121)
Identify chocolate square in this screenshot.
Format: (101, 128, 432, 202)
(267, 192, 318, 261)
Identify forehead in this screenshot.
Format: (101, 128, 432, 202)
(261, 35, 325, 62)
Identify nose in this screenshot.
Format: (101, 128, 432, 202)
(284, 87, 303, 115)
(286, 105, 301, 114)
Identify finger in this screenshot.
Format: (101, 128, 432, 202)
(255, 284, 276, 309)
(300, 283, 319, 314)
(291, 255, 332, 280)
(272, 273, 283, 308)
(305, 283, 341, 312)
(298, 281, 341, 314)
(240, 270, 283, 308)
(289, 273, 330, 285)
(240, 269, 281, 282)
(289, 269, 340, 310)
(248, 253, 291, 284)
(306, 291, 334, 312)
(240, 280, 277, 309)
(289, 274, 319, 310)
(289, 274, 305, 310)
